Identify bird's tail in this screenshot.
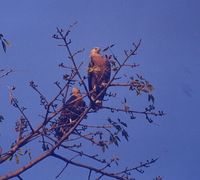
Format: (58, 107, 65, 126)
(90, 99, 102, 110)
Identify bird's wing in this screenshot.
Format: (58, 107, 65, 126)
(103, 59, 111, 83)
(65, 95, 76, 106)
(88, 61, 96, 92)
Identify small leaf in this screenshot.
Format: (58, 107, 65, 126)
(148, 94, 155, 104)
(103, 46, 109, 52)
(114, 124, 121, 131)
(115, 135, 121, 142)
(130, 115, 136, 119)
(107, 118, 112, 123)
(3, 38, 10, 46)
(110, 134, 114, 143)
(120, 121, 127, 127)
(9, 155, 13, 161)
(124, 98, 127, 103)
(1, 41, 6, 53)
(15, 154, 20, 164)
(145, 114, 153, 123)
(113, 136, 119, 146)
(146, 83, 154, 92)
(118, 118, 127, 127)
(0, 115, 4, 122)
(114, 140, 119, 146)
(110, 44, 115, 48)
(122, 129, 129, 141)
(124, 50, 128, 56)
(28, 151, 32, 160)
(17, 149, 23, 156)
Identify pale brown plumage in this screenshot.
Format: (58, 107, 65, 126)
(88, 47, 111, 109)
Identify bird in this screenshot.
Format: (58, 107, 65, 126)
(88, 47, 111, 109)
(55, 87, 86, 139)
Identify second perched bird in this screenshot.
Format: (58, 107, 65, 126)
(55, 87, 86, 139)
(88, 47, 111, 109)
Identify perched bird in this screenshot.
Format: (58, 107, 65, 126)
(88, 47, 111, 109)
(55, 87, 86, 139)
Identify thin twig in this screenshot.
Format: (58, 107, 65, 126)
(55, 163, 69, 179)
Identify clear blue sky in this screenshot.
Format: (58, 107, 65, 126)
(0, 0, 200, 180)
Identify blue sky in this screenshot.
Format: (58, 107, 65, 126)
(0, 0, 200, 179)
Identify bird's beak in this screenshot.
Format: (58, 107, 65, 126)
(97, 48, 101, 53)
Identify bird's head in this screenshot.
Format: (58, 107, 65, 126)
(72, 87, 81, 97)
(90, 47, 101, 57)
